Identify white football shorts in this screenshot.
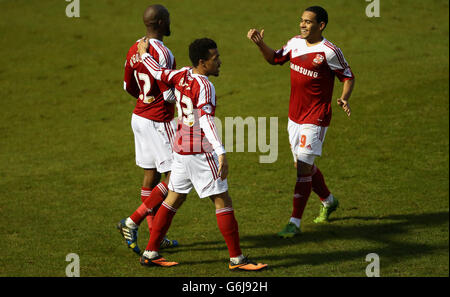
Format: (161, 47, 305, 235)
(131, 113, 175, 173)
(288, 119, 328, 165)
(168, 151, 228, 198)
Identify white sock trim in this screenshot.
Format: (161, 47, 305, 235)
(230, 254, 244, 264)
(143, 250, 159, 259)
(322, 194, 334, 207)
(162, 201, 177, 213)
(125, 217, 138, 229)
(216, 207, 234, 215)
(289, 217, 301, 228)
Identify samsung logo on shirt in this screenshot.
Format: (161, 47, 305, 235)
(290, 63, 319, 78)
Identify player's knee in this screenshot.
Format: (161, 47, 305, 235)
(297, 153, 315, 166)
(175, 194, 187, 206)
(211, 191, 232, 209)
(165, 192, 187, 209)
(297, 154, 315, 175)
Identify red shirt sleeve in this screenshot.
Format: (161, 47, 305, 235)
(334, 66, 355, 82)
(123, 49, 140, 99)
(273, 47, 290, 65)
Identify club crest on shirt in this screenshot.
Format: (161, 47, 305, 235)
(202, 104, 213, 115)
(312, 54, 324, 67)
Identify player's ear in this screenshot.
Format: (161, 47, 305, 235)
(319, 21, 326, 31)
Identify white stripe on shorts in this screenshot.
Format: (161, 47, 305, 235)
(205, 152, 219, 180)
(164, 122, 175, 148)
(319, 127, 326, 142)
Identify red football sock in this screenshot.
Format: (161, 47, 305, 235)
(216, 207, 242, 258)
(146, 202, 177, 252)
(144, 183, 168, 233)
(141, 187, 152, 203)
(311, 165, 331, 200)
(129, 203, 151, 225)
(146, 204, 160, 234)
(291, 174, 312, 219)
(146, 214, 154, 234)
(143, 182, 168, 210)
(140, 187, 154, 231)
(129, 183, 168, 226)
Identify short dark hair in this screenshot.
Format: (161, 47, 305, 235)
(305, 6, 328, 28)
(189, 38, 217, 67)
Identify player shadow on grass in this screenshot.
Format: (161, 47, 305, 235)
(240, 211, 449, 269)
(170, 211, 449, 269)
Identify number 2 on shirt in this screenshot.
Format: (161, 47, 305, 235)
(137, 73, 155, 104)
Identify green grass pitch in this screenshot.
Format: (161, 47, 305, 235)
(0, 0, 448, 277)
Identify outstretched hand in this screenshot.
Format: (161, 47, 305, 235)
(337, 98, 351, 117)
(137, 37, 149, 56)
(247, 28, 265, 45)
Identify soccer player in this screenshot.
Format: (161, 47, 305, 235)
(133, 37, 268, 271)
(247, 6, 355, 237)
(117, 4, 178, 255)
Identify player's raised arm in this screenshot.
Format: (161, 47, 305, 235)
(247, 28, 276, 65)
(137, 38, 175, 87)
(137, 38, 163, 79)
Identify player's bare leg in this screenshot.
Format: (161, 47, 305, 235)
(140, 191, 186, 267)
(143, 168, 161, 190)
(211, 191, 267, 271)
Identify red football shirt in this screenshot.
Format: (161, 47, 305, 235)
(124, 39, 176, 122)
(274, 36, 354, 127)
